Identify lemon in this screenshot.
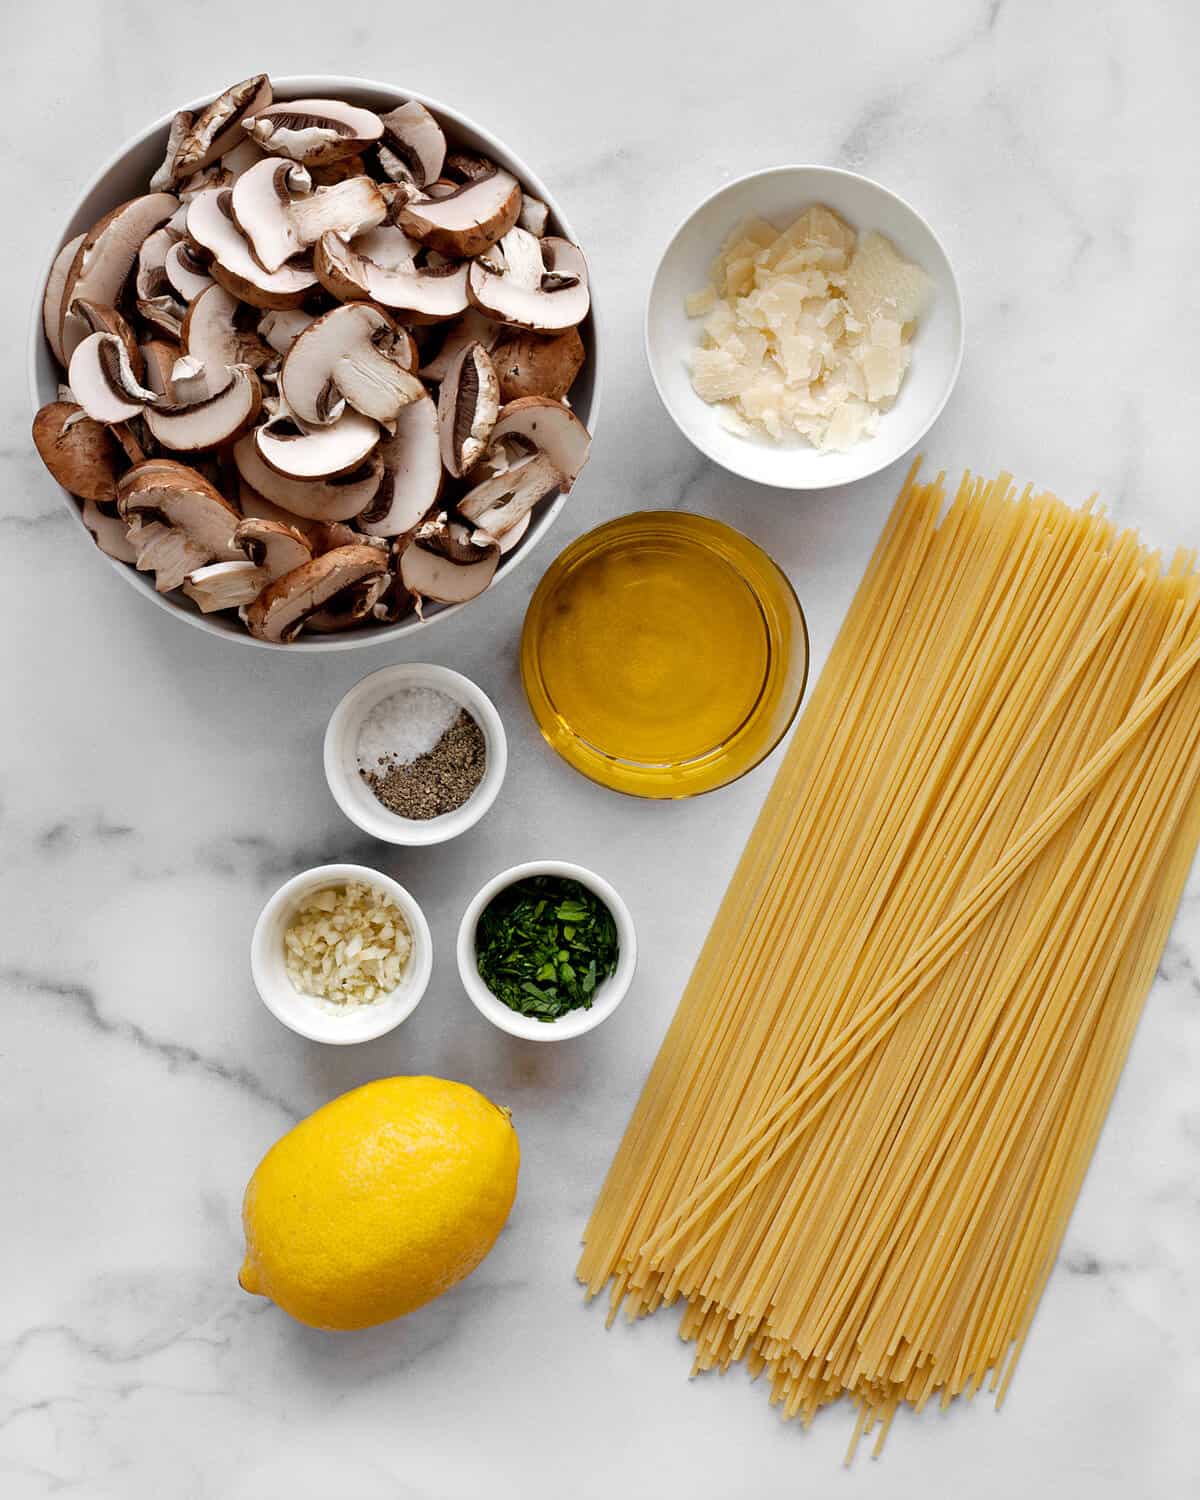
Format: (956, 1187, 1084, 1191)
(239, 1076, 519, 1330)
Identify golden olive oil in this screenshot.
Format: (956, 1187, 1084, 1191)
(522, 513, 808, 798)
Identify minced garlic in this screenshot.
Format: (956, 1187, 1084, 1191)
(686, 205, 930, 451)
(284, 882, 412, 1005)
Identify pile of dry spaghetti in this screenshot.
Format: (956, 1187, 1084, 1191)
(579, 461, 1200, 1456)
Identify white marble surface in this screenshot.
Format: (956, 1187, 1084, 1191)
(4, 1, 1199, 1494)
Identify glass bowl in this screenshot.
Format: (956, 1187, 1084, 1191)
(521, 511, 808, 798)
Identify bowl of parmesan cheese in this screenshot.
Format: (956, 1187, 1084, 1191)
(645, 164, 963, 489)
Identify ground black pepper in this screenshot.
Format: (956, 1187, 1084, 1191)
(361, 709, 487, 819)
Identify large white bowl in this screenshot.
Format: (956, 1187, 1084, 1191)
(28, 74, 600, 651)
(645, 164, 962, 490)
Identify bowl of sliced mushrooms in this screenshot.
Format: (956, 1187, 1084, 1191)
(28, 75, 598, 648)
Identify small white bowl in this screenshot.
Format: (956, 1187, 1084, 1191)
(324, 663, 506, 845)
(251, 863, 432, 1044)
(645, 164, 964, 490)
(457, 860, 637, 1041)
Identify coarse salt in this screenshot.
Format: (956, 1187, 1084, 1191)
(356, 687, 462, 772)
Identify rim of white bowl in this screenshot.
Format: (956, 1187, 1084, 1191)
(457, 860, 637, 1041)
(324, 663, 507, 845)
(251, 862, 433, 1043)
(27, 73, 602, 651)
(643, 162, 964, 491)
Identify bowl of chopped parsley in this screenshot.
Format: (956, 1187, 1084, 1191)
(457, 861, 637, 1040)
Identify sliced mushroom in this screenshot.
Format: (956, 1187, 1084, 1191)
(467, 232, 590, 332)
(359, 392, 441, 536)
(377, 101, 446, 188)
(490, 326, 585, 401)
(182, 560, 267, 612)
(32, 402, 120, 500)
(242, 99, 383, 166)
(149, 110, 195, 192)
(243, 544, 389, 642)
(118, 458, 243, 591)
(60, 194, 179, 360)
(308, 152, 368, 187)
(69, 300, 144, 380)
(518, 195, 550, 238)
(478, 510, 531, 556)
(457, 448, 564, 537)
(397, 168, 521, 258)
(233, 432, 383, 519)
(437, 341, 499, 477)
(488, 395, 591, 490)
(135, 223, 182, 302)
(81, 497, 137, 562)
(418, 308, 497, 383)
(173, 76, 272, 179)
(143, 365, 262, 451)
(182, 283, 274, 376)
(136, 294, 186, 340)
(280, 303, 422, 426)
(188, 188, 318, 309)
(164, 240, 214, 301)
(258, 307, 315, 355)
(313, 229, 469, 320)
(232, 515, 312, 576)
(42, 233, 85, 366)
(141, 340, 183, 399)
(231, 158, 386, 272)
(255, 408, 380, 480)
(68, 332, 159, 423)
(399, 514, 499, 606)
(305, 569, 391, 632)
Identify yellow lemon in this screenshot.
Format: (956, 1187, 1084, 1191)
(239, 1076, 519, 1330)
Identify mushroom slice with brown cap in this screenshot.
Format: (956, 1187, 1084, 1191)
(255, 407, 379, 481)
(418, 308, 497, 383)
(136, 224, 183, 302)
(117, 459, 243, 592)
(185, 514, 314, 611)
(231, 158, 387, 273)
(281, 304, 423, 426)
(140, 340, 182, 399)
(397, 168, 521, 259)
(164, 241, 214, 301)
(187, 188, 318, 310)
(32, 402, 121, 501)
(242, 99, 383, 167)
(377, 101, 446, 189)
(313, 230, 469, 321)
(243, 544, 389, 642)
(399, 514, 500, 607)
(42, 234, 85, 366)
(233, 432, 383, 520)
(359, 392, 441, 537)
(143, 365, 262, 452)
(305, 569, 391, 632)
(468, 232, 590, 332)
(490, 326, 585, 402)
(437, 341, 499, 477)
(149, 110, 194, 192)
(81, 498, 138, 563)
(488, 395, 591, 489)
(182, 284, 274, 376)
(173, 76, 272, 179)
(60, 194, 179, 361)
(69, 301, 144, 381)
(457, 448, 564, 538)
(68, 332, 159, 424)
(233, 516, 312, 576)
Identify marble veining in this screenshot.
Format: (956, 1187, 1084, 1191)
(3, 1, 1199, 1495)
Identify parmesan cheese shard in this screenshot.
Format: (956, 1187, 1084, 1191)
(683, 203, 930, 451)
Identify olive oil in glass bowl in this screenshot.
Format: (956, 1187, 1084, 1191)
(521, 512, 808, 797)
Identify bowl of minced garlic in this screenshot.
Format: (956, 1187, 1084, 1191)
(324, 664, 508, 846)
(645, 164, 963, 490)
(251, 865, 433, 1044)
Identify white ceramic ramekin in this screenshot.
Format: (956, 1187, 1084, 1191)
(324, 663, 506, 846)
(645, 163, 963, 490)
(457, 860, 637, 1041)
(251, 863, 432, 1044)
